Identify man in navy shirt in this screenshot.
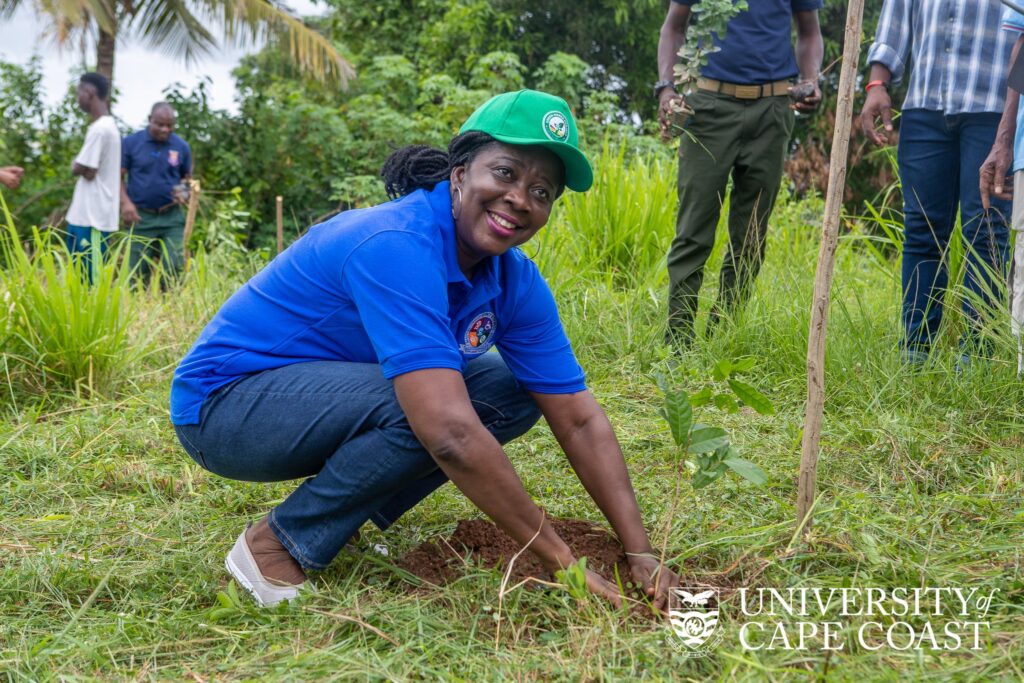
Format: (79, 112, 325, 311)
(121, 102, 193, 285)
(657, 0, 823, 344)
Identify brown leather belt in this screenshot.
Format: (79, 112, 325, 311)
(139, 203, 180, 215)
(697, 77, 791, 99)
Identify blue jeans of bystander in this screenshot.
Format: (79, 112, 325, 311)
(65, 225, 110, 285)
(173, 353, 541, 571)
(897, 109, 1011, 356)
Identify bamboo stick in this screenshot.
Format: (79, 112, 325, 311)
(276, 196, 284, 254)
(797, 0, 866, 535)
(182, 179, 200, 266)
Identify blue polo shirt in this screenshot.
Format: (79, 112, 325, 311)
(673, 0, 822, 85)
(170, 181, 587, 425)
(121, 130, 192, 209)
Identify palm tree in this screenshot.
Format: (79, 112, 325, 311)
(1, 0, 353, 89)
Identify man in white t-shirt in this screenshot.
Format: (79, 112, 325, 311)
(65, 72, 120, 283)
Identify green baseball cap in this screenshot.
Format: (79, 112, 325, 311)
(459, 90, 593, 192)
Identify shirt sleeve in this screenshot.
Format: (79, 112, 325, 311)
(342, 230, 464, 378)
(1003, 7, 1024, 32)
(866, 0, 913, 85)
(497, 263, 586, 394)
(75, 124, 104, 170)
(792, 0, 823, 11)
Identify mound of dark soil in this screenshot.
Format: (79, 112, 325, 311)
(396, 518, 633, 587)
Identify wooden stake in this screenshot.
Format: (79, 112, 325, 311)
(182, 179, 200, 266)
(797, 0, 865, 535)
(276, 196, 284, 254)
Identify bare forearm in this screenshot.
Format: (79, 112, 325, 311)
(424, 423, 576, 572)
(868, 63, 893, 85)
(558, 412, 652, 554)
(72, 163, 96, 180)
(795, 34, 823, 82)
(657, 7, 690, 84)
(999, 36, 1024, 146)
(998, 93, 1019, 149)
(658, 31, 685, 83)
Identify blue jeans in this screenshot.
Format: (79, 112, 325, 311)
(173, 353, 541, 571)
(65, 225, 110, 285)
(897, 109, 1011, 354)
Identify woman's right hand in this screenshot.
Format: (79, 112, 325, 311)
(585, 568, 624, 609)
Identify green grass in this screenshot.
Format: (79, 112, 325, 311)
(1, 166, 1022, 681)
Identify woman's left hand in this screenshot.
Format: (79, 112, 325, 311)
(627, 553, 680, 614)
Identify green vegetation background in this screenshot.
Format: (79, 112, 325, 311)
(1, 0, 895, 247)
(2, 1, 1021, 679)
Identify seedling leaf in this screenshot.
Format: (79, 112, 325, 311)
(712, 359, 733, 381)
(731, 357, 756, 374)
(689, 386, 714, 407)
(713, 392, 739, 412)
(687, 426, 728, 454)
(723, 456, 768, 486)
(661, 388, 693, 448)
(727, 378, 774, 415)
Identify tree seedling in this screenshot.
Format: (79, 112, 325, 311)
(657, 358, 770, 489)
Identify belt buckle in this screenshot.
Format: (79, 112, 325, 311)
(733, 84, 760, 100)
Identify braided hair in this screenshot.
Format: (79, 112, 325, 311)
(380, 131, 498, 199)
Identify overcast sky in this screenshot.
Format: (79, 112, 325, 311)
(0, 0, 323, 128)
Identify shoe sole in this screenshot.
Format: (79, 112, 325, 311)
(225, 548, 268, 608)
(225, 530, 302, 608)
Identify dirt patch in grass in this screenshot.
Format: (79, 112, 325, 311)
(397, 518, 633, 587)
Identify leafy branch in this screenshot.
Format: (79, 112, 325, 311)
(672, 0, 748, 92)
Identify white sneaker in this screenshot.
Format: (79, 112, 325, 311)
(225, 529, 305, 607)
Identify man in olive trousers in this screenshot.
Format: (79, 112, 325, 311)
(121, 102, 193, 286)
(657, 0, 823, 344)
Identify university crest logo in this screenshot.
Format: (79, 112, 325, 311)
(168, 150, 180, 167)
(669, 587, 724, 657)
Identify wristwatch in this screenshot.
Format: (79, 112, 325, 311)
(654, 79, 677, 98)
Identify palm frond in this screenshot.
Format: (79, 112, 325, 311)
(129, 0, 218, 64)
(194, 0, 353, 85)
(32, 0, 117, 36)
(0, 0, 26, 21)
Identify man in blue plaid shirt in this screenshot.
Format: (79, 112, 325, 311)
(860, 0, 1013, 367)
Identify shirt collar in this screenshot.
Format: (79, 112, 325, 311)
(145, 129, 167, 144)
(426, 181, 502, 305)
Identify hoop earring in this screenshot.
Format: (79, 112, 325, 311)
(451, 186, 463, 221)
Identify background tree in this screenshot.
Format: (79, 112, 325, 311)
(0, 0, 354, 88)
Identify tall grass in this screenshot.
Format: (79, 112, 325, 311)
(1, 156, 1022, 680)
(0, 192, 150, 399)
(527, 141, 678, 293)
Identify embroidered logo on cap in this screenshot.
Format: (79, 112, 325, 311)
(542, 111, 568, 141)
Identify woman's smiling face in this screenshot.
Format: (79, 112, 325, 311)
(450, 142, 564, 277)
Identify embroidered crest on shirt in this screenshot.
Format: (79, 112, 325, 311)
(461, 312, 497, 355)
(168, 150, 180, 167)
